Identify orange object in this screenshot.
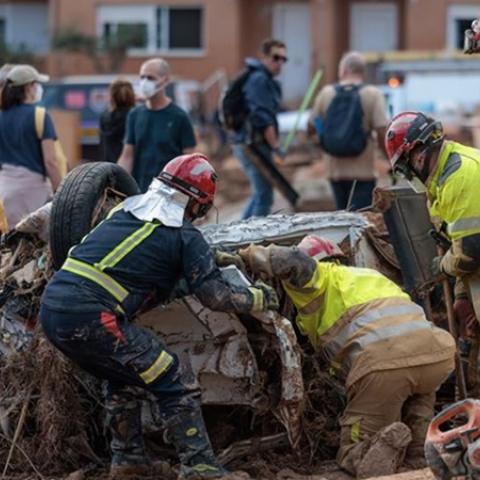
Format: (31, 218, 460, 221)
(0, 199, 7, 233)
(425, 399, 480, 478)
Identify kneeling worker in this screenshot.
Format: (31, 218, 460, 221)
(40, 153, 279, 479)
(236, 236, 455, 478)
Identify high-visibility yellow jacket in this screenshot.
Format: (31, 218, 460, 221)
(282, 261, 455, 387)
(428, 141, 480, 241)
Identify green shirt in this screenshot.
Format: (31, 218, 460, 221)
(125, 103, 196, 192)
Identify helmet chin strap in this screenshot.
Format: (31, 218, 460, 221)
(186, 199, 212, 222)
(410, 141, 441, 184)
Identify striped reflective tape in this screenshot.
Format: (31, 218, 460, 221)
(449, 217, 480, 234)
(299, 293, 325, 315)
(328, 303, 424, 359)
(248, 287, 264, 311)
(351, 420, 361, 443)
(62, 258, 129, 303)
(96, 222, 160, 271)
(139, 351, 174, 384)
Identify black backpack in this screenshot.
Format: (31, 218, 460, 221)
(320, 83, 369, 157)
(220, 67, 253, 132)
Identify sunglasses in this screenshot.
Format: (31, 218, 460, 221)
(271, 54, 288, 64)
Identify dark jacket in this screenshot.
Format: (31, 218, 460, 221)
(99, 107, 131, 163)
(41, 208, 256, 317)
(234, 58, 282, 145)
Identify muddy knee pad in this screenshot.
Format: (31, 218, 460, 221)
(337, 418, 371, 476)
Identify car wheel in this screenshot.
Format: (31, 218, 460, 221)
(49, 162, 139, 270)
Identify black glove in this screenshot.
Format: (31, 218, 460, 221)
(253, 280, 279, 312)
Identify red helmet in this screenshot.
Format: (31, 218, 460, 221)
(297, 235, 344, 261)
(385, 111, 444, 179)
(158, 153, 217, 208)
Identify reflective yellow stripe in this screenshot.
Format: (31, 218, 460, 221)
(248, 287, 264, 311)
(62, 258, 129, 303)
(351, 420, 361, 443)
(449, 217, 480, 234)
(139, 351, 174, 384)
(96, 222, 160, 271)
(192, 464, 221, 473)
(106, 202, 124, 219)
(329, 360, 341, 377)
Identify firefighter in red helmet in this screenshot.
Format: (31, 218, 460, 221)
(385, 112, 480, 340)
(40, 153, 279, 479)
(218, 235, 454, 478)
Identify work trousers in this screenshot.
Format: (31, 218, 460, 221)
(40, 305, 200, 418)
(337, 358, 454, 476)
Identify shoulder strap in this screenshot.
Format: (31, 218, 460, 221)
(35, 106, 46, 139)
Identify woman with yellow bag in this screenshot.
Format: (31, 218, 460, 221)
(0, 64, 63, 230)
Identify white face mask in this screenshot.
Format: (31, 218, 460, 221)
(139, 79, 159, 99)
(34, 83, 43, 103)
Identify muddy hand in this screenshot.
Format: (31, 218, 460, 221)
(254, 280, 279, 312)
(238, 244, 274, 278)
(215, 249, 247, 273)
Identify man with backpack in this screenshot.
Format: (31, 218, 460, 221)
(227, 39, 286, 219)
(310, 51, 390, 210)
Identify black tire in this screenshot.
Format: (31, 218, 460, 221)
(424, 442, 451, 480)
(50, 162, 139, 270)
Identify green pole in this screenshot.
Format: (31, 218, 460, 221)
(282, 68, 324, 152)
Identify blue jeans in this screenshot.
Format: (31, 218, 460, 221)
(330, 179, 376, 211)
(233, 144, 274, 219)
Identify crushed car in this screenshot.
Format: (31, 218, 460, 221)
(0, 162, 443, 478)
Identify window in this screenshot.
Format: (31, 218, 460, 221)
(103, 22, 148, 49)
(97, 5, 204, 54)
(447, 5, 479, 50)
(455, 19, 473, 49)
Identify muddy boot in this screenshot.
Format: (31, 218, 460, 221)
(165, 409, 229, 479)
(106, 394, 151, 479)
(356, 422, 412, 479)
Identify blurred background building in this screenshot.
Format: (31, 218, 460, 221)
(1, 0, 480, 159)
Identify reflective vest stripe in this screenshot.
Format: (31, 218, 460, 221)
(67, 203, 125, 259)
(248, 287, 264, 311)
(62, 258, 129, 303)
(449, 217, 480, 234)
(140, 351, 174, 384)
(191, 465, 222, 473)
(351, 420, 361, 443)
(327, 303, 424, 361)
(106, 202, 124, 219)
(97, 222, 160, 271)
(351, 320, 432, 356)
(438, 153, 462, 187)
(299, 293, 325, 315)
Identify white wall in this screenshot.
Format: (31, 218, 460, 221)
(0, 3, 49, 54)
(405, 73, 480, 113)
(350, 2, 398, 52)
